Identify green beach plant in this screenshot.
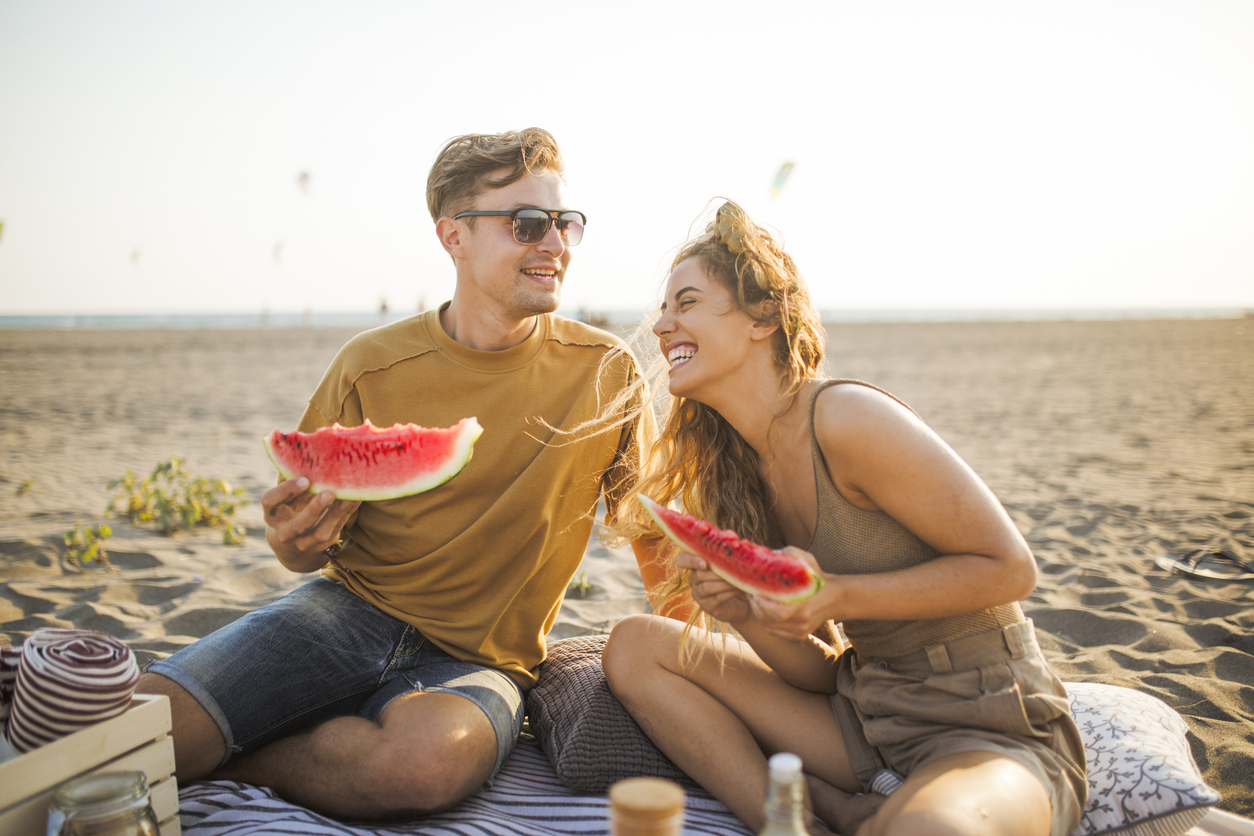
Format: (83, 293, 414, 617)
(566, 570, 592, 598)
(108, 457, 249, 545)
(63, 523, 113, 571)
(15, 478, 35, 497)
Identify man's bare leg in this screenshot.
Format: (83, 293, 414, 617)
(138, 672, 227, 781)
(212, 689, 498, 819)
(140, 670, 499, 819)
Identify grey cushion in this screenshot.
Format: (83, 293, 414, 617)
(525, 634, 696, 793)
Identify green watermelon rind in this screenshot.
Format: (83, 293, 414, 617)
(263, 417, 483, 501)
(637, 493, 822, 605)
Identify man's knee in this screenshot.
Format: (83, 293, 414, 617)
(138, 671, 226, 781)
(364, 693, 499, 814)
(367, 748, 482, 814)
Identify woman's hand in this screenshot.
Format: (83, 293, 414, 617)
(681, 547, 843, 693)
(747, 548, 833, 642)
(675, 550, 753, 625)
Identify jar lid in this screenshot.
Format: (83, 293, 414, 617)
(51, 771, 150, 822)
(609, 777, 685, 820)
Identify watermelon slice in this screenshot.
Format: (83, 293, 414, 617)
(264, 418, 482, 501)
(637, 493, 822, 604)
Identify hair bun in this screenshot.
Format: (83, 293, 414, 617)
(710, 202, 748, 255)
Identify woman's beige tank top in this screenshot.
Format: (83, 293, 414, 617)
(806, 380, 1023, 658)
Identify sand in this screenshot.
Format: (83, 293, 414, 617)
(1, 318, 1251, 818)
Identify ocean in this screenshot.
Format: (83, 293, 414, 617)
(0, 306, 1248, 330)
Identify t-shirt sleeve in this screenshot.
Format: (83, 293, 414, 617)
(298, 387, 364, 433)
(300, 347, 366, 431)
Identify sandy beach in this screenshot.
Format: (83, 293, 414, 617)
(1, 317, 1251, 819)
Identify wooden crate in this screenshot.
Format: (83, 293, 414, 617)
(0, 693, 179, 836)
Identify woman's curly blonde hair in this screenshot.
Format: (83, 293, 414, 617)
(589, 200, 826, 627)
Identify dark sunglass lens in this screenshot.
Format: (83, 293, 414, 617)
(556, 213, 584, 246)
(512, 209, 551, 245)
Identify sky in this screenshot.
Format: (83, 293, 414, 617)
(0, 0, 1251, 318)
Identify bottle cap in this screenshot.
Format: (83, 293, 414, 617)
(609, 777, 685, 820)
(768, 752, 803, 780)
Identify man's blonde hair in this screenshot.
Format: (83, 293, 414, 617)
(425, 128, 564, 222)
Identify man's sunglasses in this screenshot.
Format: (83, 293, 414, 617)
(452, 208, 586, 247)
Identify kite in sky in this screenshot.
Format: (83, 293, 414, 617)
(770, 161, 795, 199)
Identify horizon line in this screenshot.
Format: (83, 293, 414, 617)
(1, 305, 1251, 330)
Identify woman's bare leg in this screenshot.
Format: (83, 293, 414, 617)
(856, 751, 1053, 836)
(603, 614, 862, 832)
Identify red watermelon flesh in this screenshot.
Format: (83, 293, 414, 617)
(264, 418, 482, 501)
(637, 493, 822, 604)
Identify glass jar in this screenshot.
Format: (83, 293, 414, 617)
(608, 776, 685, 836)
(47, 771, 160, 836)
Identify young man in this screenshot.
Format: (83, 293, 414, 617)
(138, 128, 647, 819)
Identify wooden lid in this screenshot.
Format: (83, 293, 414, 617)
(609, 778, 685, 820)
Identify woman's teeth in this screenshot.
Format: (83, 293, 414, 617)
(668, 346, 695, 366)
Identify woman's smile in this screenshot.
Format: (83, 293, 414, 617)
(667, 342, 697, 370)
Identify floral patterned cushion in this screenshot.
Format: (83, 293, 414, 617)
(1066, 681, 1219, 836)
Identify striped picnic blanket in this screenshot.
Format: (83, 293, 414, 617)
(177, 735, 752, 836)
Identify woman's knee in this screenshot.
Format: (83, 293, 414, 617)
(859, 752, 1051, 836)
(603, 613, 673, 693)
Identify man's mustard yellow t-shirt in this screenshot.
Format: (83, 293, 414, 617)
(297, 307, 641, 690)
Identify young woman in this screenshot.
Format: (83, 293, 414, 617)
(601, 202, 1086, 836)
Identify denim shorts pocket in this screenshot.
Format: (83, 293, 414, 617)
(389, 626, 426, 661)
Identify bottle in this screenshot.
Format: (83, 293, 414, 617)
(758, 752, 811, 836)
(47, 771, 159, 836)
(608, 776, 686, 836)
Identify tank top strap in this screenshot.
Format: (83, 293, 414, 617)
(807, 379, 919, 437)
(806, 379, 918, 482)
(805, 379, 922, 550)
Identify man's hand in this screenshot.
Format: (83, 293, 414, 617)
(263, 478, 361, 573)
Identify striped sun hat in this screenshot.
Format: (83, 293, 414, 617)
(5, 629, 139, 754)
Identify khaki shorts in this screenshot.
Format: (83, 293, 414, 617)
(829, 619, 1087, 836)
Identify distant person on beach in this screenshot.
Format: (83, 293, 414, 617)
(599, 201, 1088, 836)
(139, 128, 651, 818)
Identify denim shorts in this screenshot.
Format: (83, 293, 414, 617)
(148, 577, 524, 777)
